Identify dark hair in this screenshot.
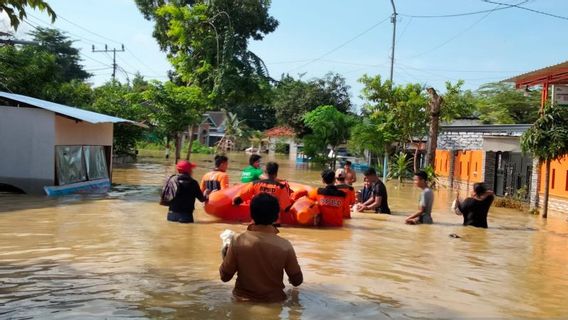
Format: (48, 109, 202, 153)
(266, 162, 279, 176)
(321, 169, 335, 184)
(249, 154, 262, 166)
(414, 171, 428, 181)
(250, 193, 280, 225)
(345, 160, 352, 166)
(473, 182, 488, 197)
(214, 155, 228, 168)
(363, 168, 377, 177)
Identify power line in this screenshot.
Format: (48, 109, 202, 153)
(404, 1, 511, 60)
(286, 16, 391, 73)
(56, 15, 123, 45)
(482, 0, 568, 21)
(398, 1, 524, 19)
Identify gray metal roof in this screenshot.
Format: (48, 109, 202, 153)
(0, 92, 146, 127)
(441, 124, 531, 133)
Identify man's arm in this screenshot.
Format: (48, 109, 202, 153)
(219, 243, 237, 282)
(220, 174, 230, 190)
(406, 205, 425, 221)
(233, 183, 254, 205)
(362, 195, 381, 210)
(284, 246, 303, 287)
(194, 180, 207, 202)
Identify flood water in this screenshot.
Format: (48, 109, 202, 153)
(1, 153, 568, 319)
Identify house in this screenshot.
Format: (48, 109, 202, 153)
(434, 124, 532, 199)
(194, 111, 226, 147)
(0, 92, 143, 195)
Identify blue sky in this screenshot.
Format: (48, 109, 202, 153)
(4, 0, 568, 109)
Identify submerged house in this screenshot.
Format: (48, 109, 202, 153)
(0, 92, 142, 195)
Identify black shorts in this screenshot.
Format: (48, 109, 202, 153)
(167, 211, 194, 223)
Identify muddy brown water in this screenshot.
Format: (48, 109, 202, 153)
(1, 153, 567, 319)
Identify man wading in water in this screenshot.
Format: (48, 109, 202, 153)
(455, 182, 494, 228)
(406, 171, 434, 225)
(165, 160, 207, 223)
(220, 193, 303, 302)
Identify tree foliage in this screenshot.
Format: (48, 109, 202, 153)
(476, 82, 540, 124)
(302, 105, 355, 167)
(0, 0, 56, 30)
(135, 0, 278, 110)
(273, 72, 352, 136)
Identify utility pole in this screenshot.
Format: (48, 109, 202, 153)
(389, 0, 397, 84)
(92, 44, 125, 81)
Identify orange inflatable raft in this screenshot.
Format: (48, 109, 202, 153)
(204, 182, 320, 226)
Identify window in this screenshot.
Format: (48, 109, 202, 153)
(467, 162, 471, 176)
(55, 145, 108, 186)
(551, 169, 556, 189)
(565, 170, 568, 191)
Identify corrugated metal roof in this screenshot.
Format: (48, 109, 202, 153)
(502, 60, 568, 85)
(0, 92, 146, 127)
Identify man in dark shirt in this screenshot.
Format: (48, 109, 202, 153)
(167, 160, 207, 223)
(355, 168, 391, 214)
(455, 182, 494, 228)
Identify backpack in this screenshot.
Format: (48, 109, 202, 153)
(160, 174, 178, 206)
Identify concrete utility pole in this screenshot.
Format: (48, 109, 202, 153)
(389, 0, 397, 83)
(92, 44, 125, 81)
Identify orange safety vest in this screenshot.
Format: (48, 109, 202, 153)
(200, 170, 229, 193)
(308, 186, 347, 227)
(235, 179, 293, 212)
(336, 183, 355, 218)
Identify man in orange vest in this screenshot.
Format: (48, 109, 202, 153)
(308, 169, 348, 227)
(335, 169, 356, 218)
(233, 162, 293, 213)
(200, 155, 230, 195)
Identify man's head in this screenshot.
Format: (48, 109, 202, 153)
(215, 155, 229, 171)
(250, 193, 280, 225)
(321, 169, 335, 185)
(176, 160, 196, 175)
(344, 160, 352, 170)
(363, 168, 378, 183)
(335, 169, 346, 183)
(265, 162, 279, 178)
(249, 154, 262, 168)
(473, 182, 488, 197)
(413, 171, 428, 189)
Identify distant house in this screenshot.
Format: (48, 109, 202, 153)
(194, 111, 226, 147)
(0, 92, 143, 195)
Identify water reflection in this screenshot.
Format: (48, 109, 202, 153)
(1, 153, 567, 319)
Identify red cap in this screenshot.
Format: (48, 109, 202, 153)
(176, 160, 196, 173)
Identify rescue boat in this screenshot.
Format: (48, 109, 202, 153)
(204, 182, 321, 226)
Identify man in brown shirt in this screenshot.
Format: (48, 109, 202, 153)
(219, 193, 303, 302)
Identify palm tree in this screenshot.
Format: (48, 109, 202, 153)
(521, 103, 568, 218)
(216, 110, 243, 153)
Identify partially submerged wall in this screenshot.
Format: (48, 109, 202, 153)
(0, 107, 55, 193)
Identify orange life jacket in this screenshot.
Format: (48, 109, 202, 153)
(235, 179, 293, 212)
(336, 183, 355, 218)
(200, 170, 229, 193)
(308, 186, 347, 227)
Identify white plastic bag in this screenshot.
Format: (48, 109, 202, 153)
(220, 229, 236, 258)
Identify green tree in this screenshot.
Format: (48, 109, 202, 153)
(143, 81, 209, 161)
(135, 0, 278, 110)
(91, 82, 148, 156)
(30, 27, 91, 82)
(273, 72, 352, 136)
(0, 0, 55, 30)
(521, 104, 568, 218)
(303, 105, 355, 168)
(476, 82, 540, 124)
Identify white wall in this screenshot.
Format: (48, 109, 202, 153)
(55, 116, 113, 146)
(0, 106, 56, 193)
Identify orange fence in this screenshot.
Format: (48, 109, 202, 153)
(435, 150, 451, 177)
(434, 150, 484, 183)
(539, 155, 568, 198)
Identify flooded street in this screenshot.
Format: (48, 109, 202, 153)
(1, 153, 568, 319)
